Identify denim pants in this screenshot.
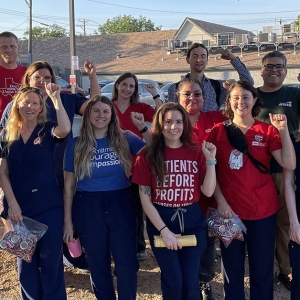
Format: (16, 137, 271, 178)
(72, 188, 138, 300)
(147, 203, 207, 300)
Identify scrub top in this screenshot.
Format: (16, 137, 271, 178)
(1, 121, 63, 217)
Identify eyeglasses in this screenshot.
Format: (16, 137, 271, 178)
(19, 87, 43, 97)
(263, 64, 285, 71)
(30, 75, 52, 82)
(178, 92, 203, 98)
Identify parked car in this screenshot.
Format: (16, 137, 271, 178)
(56, 76, 86, 97)
(88, 79, 114, 94)
(137, 78, 160, 89)
(160, 82, 173, 102)
(100, 81, 163, 108)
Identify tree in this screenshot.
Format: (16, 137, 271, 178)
(294, 15, 300, 31)
(23, 24, 68, 39)
(94, 15, 161, 35)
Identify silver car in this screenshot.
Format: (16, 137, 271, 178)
(100, 82, 163, 108)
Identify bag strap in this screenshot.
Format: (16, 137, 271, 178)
(223, 120, 270, 174)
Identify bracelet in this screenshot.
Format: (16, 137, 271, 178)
(206, 159, 217, 165)
(139, 126, 148, 134)
(153, 94, 160, 100)
(159, 225, 167, 233)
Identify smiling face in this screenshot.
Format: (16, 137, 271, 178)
(89, 101, 112, 135)
(229, 86, 256, 119)
(186, 46, 208, 75)
(115, 77, 136, 101)
(178, 82, 203, 115)
(17, 92, 43, 121)
(162, 110, 184, 147)
(0, 36, 19, 67)
(260, 57, 287, 89)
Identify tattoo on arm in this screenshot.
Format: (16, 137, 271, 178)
(139, 185, 151, 197)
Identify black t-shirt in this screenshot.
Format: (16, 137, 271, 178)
(257, 86, 300, 173)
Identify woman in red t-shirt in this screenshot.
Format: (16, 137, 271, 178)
(207, 80, 296, 300)
(132, 102, 216, 300)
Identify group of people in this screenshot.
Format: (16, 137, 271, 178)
(0, 30, 299, 300)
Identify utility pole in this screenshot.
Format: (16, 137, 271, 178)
(69, 0, 77, 94)
(25, 0, 32, 64)
(78, 19, 88, 36)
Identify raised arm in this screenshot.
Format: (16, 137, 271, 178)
(144, 84, 163, 109)
(200, 141, 216, 197)
(270, 113, 296, 170)
(130, 112, 152, 145)
(283, 168, 300, 244)
(45, 83, 71, 138)
(84, 60, 101, 98)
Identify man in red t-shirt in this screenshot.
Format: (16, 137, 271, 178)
(0, 31, 27, 118)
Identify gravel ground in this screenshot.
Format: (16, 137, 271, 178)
(0, 221, 290, 299)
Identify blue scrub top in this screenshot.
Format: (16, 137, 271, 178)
(1, 121, 63, 217)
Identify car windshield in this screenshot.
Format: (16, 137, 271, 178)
(101, 83, 114, 93)
(160, 83, 173, 92)
(56, 77, 70, 88)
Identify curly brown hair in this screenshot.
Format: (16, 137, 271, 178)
(222, 80, 263, 119)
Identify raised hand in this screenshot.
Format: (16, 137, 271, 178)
(220, 48, 236, 61)
(144, 84, 157, 97)
(84, 60, 96, 78)
(45, 83, 61, 98)
(202, 140, 217, 160)
(131, 112, 146, 131)
(269, 113, 287, 131)
(222, 79, 236, 92)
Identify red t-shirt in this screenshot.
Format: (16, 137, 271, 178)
(192, 111, 227, 144)
(0, 65, 27, 117)
(207, 119, 282, 220)
(112, 102, 155, 138)
(132, 145, 206, 207)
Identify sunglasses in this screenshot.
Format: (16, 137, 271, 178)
(19, 87, 43, 97)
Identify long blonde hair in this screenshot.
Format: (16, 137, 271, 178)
(4, 88, 46, 152)
(74, 95, 132, 179)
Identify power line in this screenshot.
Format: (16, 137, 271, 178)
(87, 0, 300, 16)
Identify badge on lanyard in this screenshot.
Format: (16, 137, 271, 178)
(228, 150, 243, 170)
